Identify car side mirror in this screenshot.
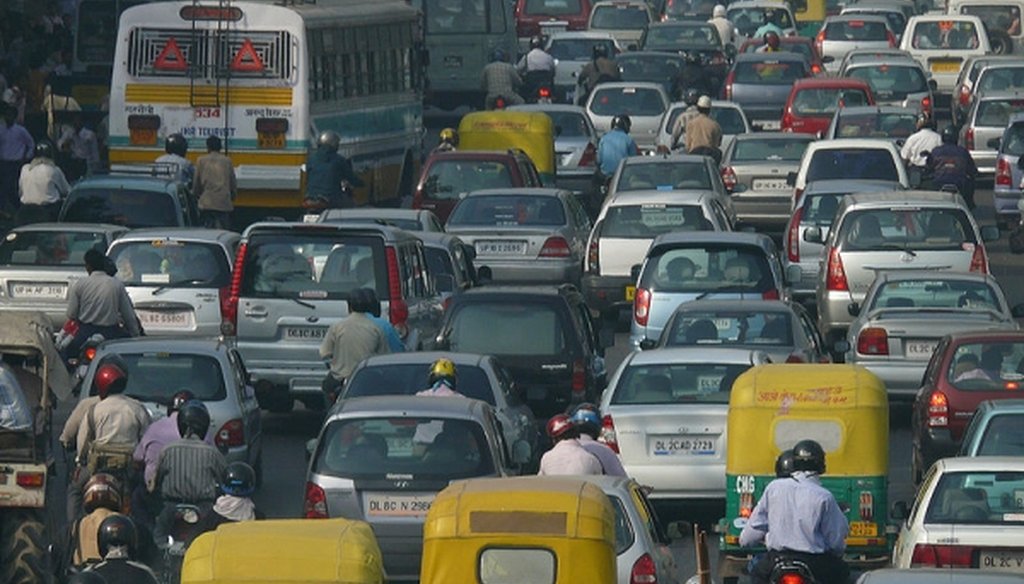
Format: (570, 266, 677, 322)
(833, 340, 850, 354)
(803, 226, 823, 244)
(434, 273, 456, 293)
(822, 55, 835, 63)
(892, 500, 909, 521)
(476, 265, 493, 285)
(630, 263, 642, 281)
(786, 171, 797, 186)
(1012, 304, 1024, 318)
(847, 302, 860, 316)
(785, 265, 801, 285)
(512, 439, 532, 466)
(639, 338, 657, 350)
(981, 225, 1000, 242)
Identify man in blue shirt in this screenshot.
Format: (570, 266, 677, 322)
(739, 439, 849, 584)
(597, 114, 638, 183)
(305, 130, 365, 209)
(927, 125, 978, 209)
(365, 290, 405, 352)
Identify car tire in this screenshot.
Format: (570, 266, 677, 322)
(0, 510, 48, 584)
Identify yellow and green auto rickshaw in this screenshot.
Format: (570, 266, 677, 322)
(717, 364, 891, 583)
(457, 111, 557, 186)
(180, 518, 384, 584)
(420, 476, 617, 584)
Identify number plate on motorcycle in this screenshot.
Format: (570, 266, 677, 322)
(848, 521, 877, 536)
(364, 493, 435, 518)
(650, 435, 716, 456)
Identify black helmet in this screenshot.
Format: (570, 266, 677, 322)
(916, 112, 935, 130)
(165, 133, 188, 156)
(530, 35, 544, 50)
(221, 461, 256, 497)
(941, 125, 958, 145)
(792, 439, 826, 474)
(611, 114, 632, 132)
(168, 389, 195, 416)
(684, 88, 701, 106)
(684, 50, 702, 64)
(177, 400, 211, 440)
(775, 449, 796, 478)
(97, 514, 137, 558)
(34, 141, 55, 160)
(68, 573, 107, 584)
(592, 44, 609, 59)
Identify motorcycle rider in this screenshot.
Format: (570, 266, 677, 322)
(757, 31, 781, 52)
(538, 413, 603, 476)
(597, 114, 638, 189)
(739, 439, 850, 584)
(155, 133, 195, 185)
(17, 140, 70, 225)
(56, 473, 123, 574)
(678, 50, 712, 98)
(577, 44, 620, 104)
(481, 48, 524, 109)
(417, 358, 462, 397)
(319, 288, 391, 404)
(86, 514, 160, 584)
(670, 89, 702, 150)
(775, 448, 795, 478)
(432, 128, 459, 154)
(304, 129, 365, 210)
(927, 125, 978, 208)
(64, 248, 142, 359)
(685, 95, 723, 162)
(517, 35, 556, 101)
(708, 4, 737, 46)
(901, 113, 942, 171)
(570, 403, 627, 476)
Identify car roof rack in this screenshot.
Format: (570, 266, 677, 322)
(106, 163, 179, 179)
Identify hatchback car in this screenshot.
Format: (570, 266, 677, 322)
(789, 138, 909, 199)
(957, 62, 1024, 127)
(959, 399, 1024, 458)
(616, 52, 691, 103)
(655, 99, 750, 153)
(106, 228, 239, 338)
(721, 133, 816, 228)
(953, 55, 1021, 125)
(444, 188, 591, 286)
(413, 150, 543, 223)
(900, 15, 991, 95)
(318, 208, 444, 232)
(840, 4, 909, 40)
(992, 111, 1024, 226)
(508, 104, 599, 196)
(836, 48, 915, 74)
(418, 232, 479, 299)
(816, 15, 896, 72)
(843, 59, 935, 116)
(584, 82, 670, 150)
(723, 52, 812, 131)
(605, 155, 734, 223)
(303, 396, 522, 581)
(546, 31, 621, 104)
(726, 0, 797, 39)
(822, 105, 921, 143)
(962, 90, 1024, 175)
(587, 0, 655, 47)
(516, 0, 594, 40)
(0, 223, 127, 328)
(780, 77, 875, 135)
(59, 174, 199, 228)
(738, 36, 829, 76)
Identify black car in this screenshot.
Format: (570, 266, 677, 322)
(638, 21, 732, 93)
(58, 173, 199, 228)
(435, 285, 610, 415)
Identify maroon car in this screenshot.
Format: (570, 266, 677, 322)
(413, 150, 542, 223)
(515, 0, 594, 39)
(911, 330, 1024, 483)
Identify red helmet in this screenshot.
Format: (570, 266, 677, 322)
(546, 414, 576, 441)
(94, 359, 128, 399)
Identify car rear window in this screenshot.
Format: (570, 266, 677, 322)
(792, 87, 870, 115)
(545, 111, 591, 138)
(617, 161, 712, 191)
(909, 20, 980, 50)
(977, 67, 1024, 94)
(838, 207, 978, 251)
(975, 98, 1024, 128)
(590, 86, 666, 116)
(824, 19, 889, 40)
(425, 0, 488, 34)
(321, 217, 423, 231)
(525, 0, 583, 16)
(611, 362, 750, 404)
(449, 301, 567, 356)
(868, 278, 1000, 312)
(639, 244, 775, 293)
(643, 24, 720, 49)
(925, 471, 1024, 524)
(665, 105, 747, 135)
(948, 341, 1024, 391)
(590, 4, 650, 30)
(849, 64, 928, 100)
(619, 56, 685, 83)
(109, 240, 230, 288)
(548, 38, 618, 60)
(733, 138, 812, 161)
(728, 7, 794, 36)
(664, 310, 793, 347)
(315, 417, 495, 479)
(62, 188, 179, 228)
(603, 203, 714, 237)
(845, 10, 906, 34)
(806, 148, 899, 182)
(801, 193, 846, 224)
(976, 414, 1024, 456)
(239, 233, 386, 300)
(422, 161, 515, 201)
(93, 353, 226, 401)
(447, 195, 566, 227)
(733, 60, 807, 85)
(960, 4, 1021, 35)
(742, 41, 815, 60)
(834, 112, 919, 139)
(344, 363, 496, 405)
(0, 230, 107, 266)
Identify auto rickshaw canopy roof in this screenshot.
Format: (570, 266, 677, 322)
(0, 311, 70, 403)
(458, 111, 556, 177)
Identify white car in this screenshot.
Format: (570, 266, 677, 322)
(892, 456, 1024, 570)
(655, 99, 751, 153)
(817, 15, 896, 73)
(584, 82, 670, 150)
(788, 138, 910, 201)
(586, 0, 654, 48)
(546, 31, 621, 104)
(899, 14, 991, 94)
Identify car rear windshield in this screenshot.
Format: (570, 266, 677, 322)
(548, 38, 618, 60)
(666, 106, 747, 135)
(909, 20, 980, 50)
(109, 240, 230, 288)
(315, 417, 495, 479)
(344, 363, 497, 405)
(824, 19, 889, 40)
(947, 341, 1024, 391)
(611, 362, 750, 404)
(925, 471, 1024, 525)
(801, 192, 848, 224)
(728, 7, 794, 35)
(643, 24, 720, 49)
(845, 10, 906, 34)
(640, 244, 775, 293)
(96, 353, 226, 402)
(525, 0, 582, 16)
(425, 0, 488, 34)
(1002, 122, 1024, 155)
(868, 278, 1000, 312)
(976, 414, 1024, 456)
(239, 233, 386, 300)
(835, 112, 919, 139)
(663, 310, 793, 346)
(590, 87, 666, 116)
(792, 88, 870, 116)
(838, 207, 978, 251)
(850, 65, 928, 100)
(619, 56, 685, 83)
(0, 230, 107, 266)
(422, 160, 515, 201)
(447, 194, 566, 227)
(545, 111, 591, 138)
(62, 188, 179, 228)
(603, 203, 714, 237)
(976, 67, 1024, 95)
(806, 148, 899, 182)
(960, 4, 1021, 35)
(448, 301, 567, 356)
(733, 60, 807, 85)
(732, 138, 812, 161)
(322, 217, 423, 231)
(590, 4, 650, 29)
(617, 161, 712, 191)
(975, 98, 1024, 128)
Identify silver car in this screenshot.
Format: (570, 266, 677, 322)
(508, 104, 599, 194)
(303, 396, 523, 581)
(961, 90, 1024, 175)
(444, 188, 591, 286)
(837, 48, 914, 75)
(952, 55, 1021, 126)
(106, 228, 239, 338)
(721, 132, 816, 228)
(726, 52, 811, 131)
(958, 62, 1024, 129)
(0, 223, 128, 328)
(605, 154, 735, 222)
(843, 59, 935, 113)
(822, 105, 921, 144)
(818, 15, 895, 73)
(843, 271, 1022, 399)
(992, 111, 1024, 227)
(655, 99, 751, 153)
(584, 82, 670, 150)
(318, 208, 444, 232)
(545, 31, 621, 104)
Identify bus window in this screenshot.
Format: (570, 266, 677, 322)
(426, 0, 489, 33)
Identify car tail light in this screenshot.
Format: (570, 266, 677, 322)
(723, 71, 735, 100)
(587, 238, 600, 272)
(16, 471, 44, 488)
(811, 62, 823, 75)
(385, 247, 410, 338)
(965, 127, 974, 150)
(633, 288, 651, 326)
(921, 95, 932, 117)
(304, 482, 328, 518)
(630, 553, 657, 584)
(911, 544, 973, 568)
(825, 247, 848, 291)
(959, 86, 971, 107)
(857, 327, 888, 355)
(221, 242, 246, 336)
(721, 166, 737, 191)
(887, 30, 897, 47)
(579, 142, 597, 167)
(779, 575, 808, 584)
(215, 418, 245, 448)
(572, 359, 586, 397)
(83, 345, 98, 363)
(997, 157, 1013, 186)
(969, 244, 988, 274)
(781, 109, 795, 132)
(786, 353, 805, 363)
(600, 414, 618, 452)
(928, 390, 949, 427)
(787, 207, 803, 262)
(539, 236, 572, 258)
(815, 29, 825, 56)
(762, 289, 780, 300)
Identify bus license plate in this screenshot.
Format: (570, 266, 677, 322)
(258, 132, 285, 149)
(848, 521, 877, 536)
(130, 128, 158, 146)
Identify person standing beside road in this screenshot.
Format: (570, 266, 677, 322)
(901, 113, 942, 171)
(65, 249, 142, 358)
(305, 129, 365, 209)
(155, 133, 195, 185)
(538, 413, 603, 476)
(685, 96, 723, 160)
(319, 288, 391, 404)
(481, 49, 524, 109)
(708, 4, 736, 46)
(17, 140, 69, 225)
(0, 103, 35, 218)
(570, 403, 627, 476)
(57, 112, 100, 180)
(192, 135, 236, 230)
(597, 114, 638, 184)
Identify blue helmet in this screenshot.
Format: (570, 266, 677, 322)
(570, 403, 601, 436)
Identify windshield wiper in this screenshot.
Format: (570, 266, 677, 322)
(291, 297, 316, 310)
(153, 278, 212, 295)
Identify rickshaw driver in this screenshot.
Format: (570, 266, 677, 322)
(739, 439, 850, 584)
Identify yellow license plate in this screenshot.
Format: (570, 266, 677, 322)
(931, 60, 960, 73)
(257, 132, 285, 149)
(849, 521, 877, 536)
(129, 128, 157, 146)
(625, 285, 636, 301)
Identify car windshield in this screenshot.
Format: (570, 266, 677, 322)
(728, 7, 794, 36)
(732, 138, 812, 161)
(603, 203, 714, 237)
(591, 5, 650, 29)
(639, 244, 774, 293)
(545, 111, 591, 138)
(947, 341, 1024, 391)
(975, 98, 1024, 128)
(109, 240, 230, 288)
(910, 20, 980, 50)
(806, 148, 899, 182)
(239, 233, 386, 300)
(62, 188, 179, 228)
(835, 112, 919, 139)
(617, 161, 712, 191)
(1002, 122, 1024, 156)
(838, 208, 977, 251)
(733, 60, 807, 85)
(824, 19, 889, 40)
(314, 417, 495, 479)
(525, 0, 582, 15)
(0, 231, 108, 267)
(447, 195, 567, 227)
(548, 38, 618, 60)
(619, 56, 685, 84)
(643, 24, 720, 49)
(448, 301, 567, 356)
(801, 192, 848, 224)
(925, 471, 1024, 525)
(868, 278, 1001, 312)
(960, 4, 1021, 35)
(848, 65, 928, 99)
(976, 414, 1024, 456)
(344, 363, 497, 405)
(666, 106, 747, 135)
(663, 310, 793, 346)
(792, 88, 870, 116)
(590, 87, 667, 116)
(92, 353, 226, 402)
(422, 161, 514, 200)
(611, 362, 751, 404)
(976, 67, 1024, 94)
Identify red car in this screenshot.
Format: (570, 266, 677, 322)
(413, 150, 543, 223)
(780, 77, 874, 136)
(911, 331, 1024, 484)
(737, 36, 831, 76)
(515, 0, 593, 39)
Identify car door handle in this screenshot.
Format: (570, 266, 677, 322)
(244, 308, 268, 317)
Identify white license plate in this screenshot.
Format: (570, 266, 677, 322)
(283, 326, 327, 341)
(752, 179, 789, 191)
(475, 240, 527, 256)
(757, 120, 782, 130)
(11, 282, 67, 299)
(136, 310, 193, 328)
(364, 493, 435, 518)
(979, 551, 1024, 572)
(697, 375, 724, 393)
(650, 436, 716, 456)
(905, 339, 938, 359)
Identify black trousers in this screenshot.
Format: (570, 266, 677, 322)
(751, 549, 850, 584)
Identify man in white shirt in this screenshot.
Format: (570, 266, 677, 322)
(17, 141, 69, 225)
(537, 414, 602, 475)
(901, 113, 942, 170)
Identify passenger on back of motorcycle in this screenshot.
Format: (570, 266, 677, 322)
(197, 461, 263, 532)
(577, 44, 621, 105)
(64, 249, 141, 360)
(739, 439, 850, 584)
(517, 36, 556, 101)
(55, 473, 123, 575)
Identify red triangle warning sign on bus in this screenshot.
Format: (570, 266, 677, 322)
(231, 38, 264, 72)
(154, 37, 188, 71)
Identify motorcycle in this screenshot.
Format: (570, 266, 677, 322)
(162, 502, 214, 584)
(768, 554, 818, 584)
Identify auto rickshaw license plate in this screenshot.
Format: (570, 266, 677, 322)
(848, 521, 877, 536)
(625, 285, 636, 301)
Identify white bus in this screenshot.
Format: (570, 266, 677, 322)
(108, 0, 425, 212)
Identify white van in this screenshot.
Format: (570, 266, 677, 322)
(947, 0, 1024, 54)
(900, 14, 991, 93)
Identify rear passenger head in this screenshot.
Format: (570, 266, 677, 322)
(816, 195, 839, 220)
(666, 256, 696, 280)
(347, 288, 379, 315)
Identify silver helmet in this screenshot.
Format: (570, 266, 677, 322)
(317, 130, 341, 151)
